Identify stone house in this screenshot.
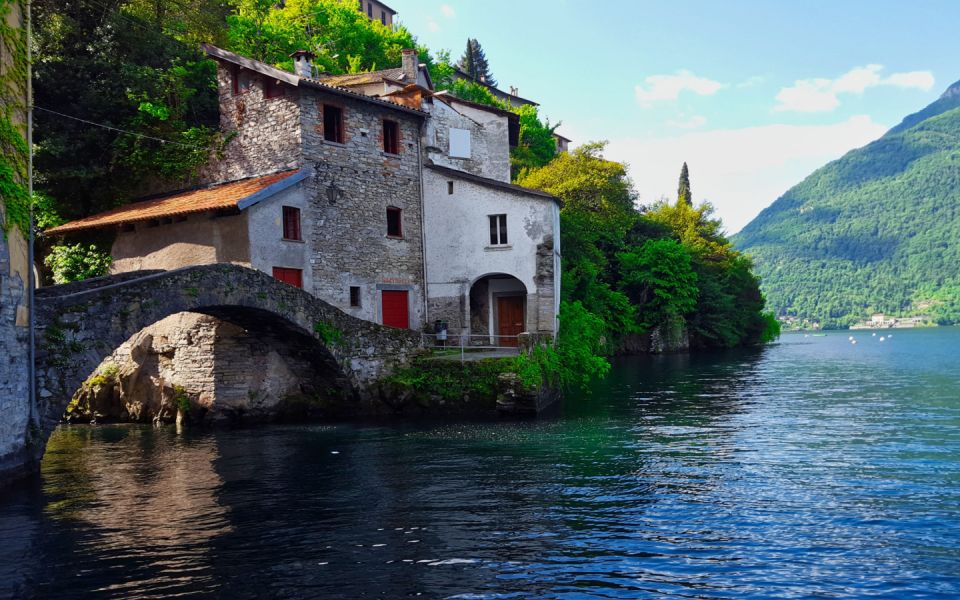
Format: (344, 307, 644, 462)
(384, 87, 561, 343)
(49, 45, 429, 330)
(48, 45, 560, 342)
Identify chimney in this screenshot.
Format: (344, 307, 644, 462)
(290, 49, 316, 78)
(401, 48, 418, 82)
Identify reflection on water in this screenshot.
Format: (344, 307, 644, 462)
(1, 328, 959, 598)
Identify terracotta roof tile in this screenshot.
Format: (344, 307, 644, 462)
(47, 171, 299, 235)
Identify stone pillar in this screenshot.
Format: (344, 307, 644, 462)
(0, 224, 33, 481)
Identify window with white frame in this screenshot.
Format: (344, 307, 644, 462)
(488, 214, 508, 245)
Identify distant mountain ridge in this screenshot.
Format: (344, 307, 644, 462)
(734, 80, 960, 327)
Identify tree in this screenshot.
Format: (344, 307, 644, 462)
(458, 38, 496, 86)
(619, 239, 699, 331)
(33, 0, 221, 222)
(226, 0, 427, 75)
(677, 162, 692, 206)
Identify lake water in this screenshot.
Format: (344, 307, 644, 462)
(1, 328, 959, 598)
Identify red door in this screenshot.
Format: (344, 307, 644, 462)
(381, 290, 409, 329)
(497, 296, 524, 347)
(272, 267, 303, 289)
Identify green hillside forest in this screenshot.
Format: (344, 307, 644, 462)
(734, 80, 960, 328)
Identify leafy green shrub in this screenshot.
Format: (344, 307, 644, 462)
(44, 243, 112, 284)
(173, 385, 190, 414)
(87, 363, 119, 387)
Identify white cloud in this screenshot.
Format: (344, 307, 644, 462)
(605, 115, 888, 233)
(427, 18, 440, 32)
(440, 4, 456, 18)
(666, 115, 708, 129)
(774, 78, 840, 112)
(775, 65, 935, 112)
(832, 64, 884, 94)
(635, 70, 724, 106)
(884, 70, 936, 91)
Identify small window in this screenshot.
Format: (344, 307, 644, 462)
(272, 267, 303, 289)
(350, 286, 361, 307)
(367, 2, 372, 17)
(489, 214, 508, 245)
(323, 104, 344, 143)
(447, 181, 454, 195)
(386, 206, 403, 238)
(381, 10, 386, 24)
(265, 77, 284, 99)
(232, 66, 253, 95)
(282, 206, 301, 241)
(383, 119, 400, 154)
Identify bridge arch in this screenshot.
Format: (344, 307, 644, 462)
(33, 264, 421, 455)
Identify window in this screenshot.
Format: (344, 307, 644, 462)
(449, 128, 471, 158)
(447, 181, 454, 195)
(282, 206, 301, 241)
(367, 2, 372, 17)
(386, 206, 403, 238)
(232, 66, 253, 95)
(323, 104, 344, 143)
(272, 267, 303, 289)
(489, 214, 508, 245)
(382, 119, 399, 154)
(350, 286, 361, 307)
(265, 77, 284, 99)
(380, 10, 386, 24)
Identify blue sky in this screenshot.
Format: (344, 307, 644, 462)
(389, 0, 960, 232)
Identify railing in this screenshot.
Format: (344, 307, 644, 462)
(422, 333, 521, 363)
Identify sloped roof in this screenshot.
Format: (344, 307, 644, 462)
(46, 171, 303, 235)
(425, 162, 559, 205)
(201, 44, 426, 117)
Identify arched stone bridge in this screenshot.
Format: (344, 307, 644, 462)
(34, 264, 422, 444)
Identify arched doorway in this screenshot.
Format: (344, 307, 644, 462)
(468, 274, 527, 347)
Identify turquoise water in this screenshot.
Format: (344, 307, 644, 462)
(1, 328, 958, 598)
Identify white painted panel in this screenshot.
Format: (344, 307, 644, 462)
(449, 128, 471, 159)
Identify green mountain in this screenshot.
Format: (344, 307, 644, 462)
(734, 80, 960, 328)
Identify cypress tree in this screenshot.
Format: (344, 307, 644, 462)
(458, 38, 497, 87)
(677, 162, 692, 206)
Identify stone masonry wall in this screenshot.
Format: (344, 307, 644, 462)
(0, 224, 31, 480)
(300, 90, 427, 329)
(423, 99, 511, 182)
(201, 61, 303, 184)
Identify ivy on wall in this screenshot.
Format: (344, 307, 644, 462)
(0, 0, 29, 238)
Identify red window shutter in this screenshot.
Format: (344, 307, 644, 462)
(381, 290, 409, 329)
(272, 267, 303, 289)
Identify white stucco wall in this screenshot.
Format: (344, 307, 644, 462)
(423, 99, 511, 182)
(247, 184, 313, 294)
(423, 168, 559, 334)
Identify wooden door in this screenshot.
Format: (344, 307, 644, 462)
(497, 296, 524, 347)
(381, 290, 410, 329)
